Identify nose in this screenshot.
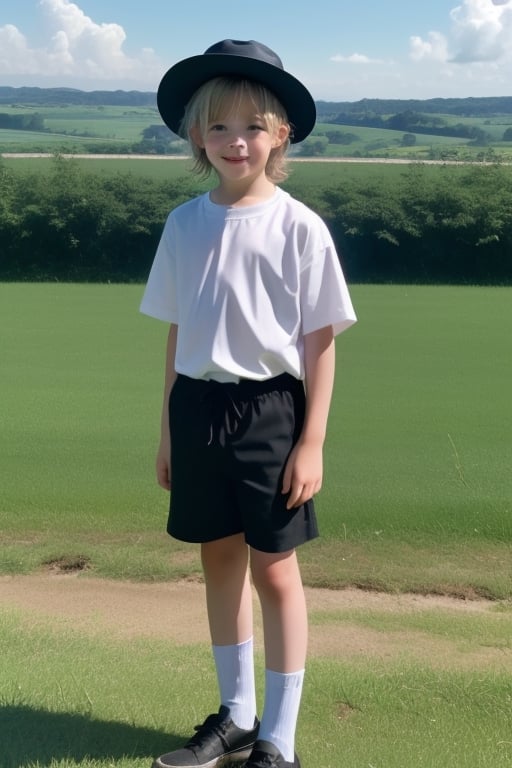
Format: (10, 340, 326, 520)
(228, 133, 246, 147)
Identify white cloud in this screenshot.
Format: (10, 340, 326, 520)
(409, 31, 449, 62)
(0, 24, 39, 73)
(0, 0, 163, 86)
(330, 53, 381, 65)
(409, 0, 512, 64)
(450, 0, 512, 62)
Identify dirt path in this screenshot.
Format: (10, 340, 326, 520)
(2, 574, 511, 672)
(1, 153, 501, 165)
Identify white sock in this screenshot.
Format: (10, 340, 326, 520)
(258, 669, 305, 762)
(212, 638, 257, 730)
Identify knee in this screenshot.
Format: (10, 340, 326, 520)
(201, 534, 248, 579)
(250, 550, 300, 601)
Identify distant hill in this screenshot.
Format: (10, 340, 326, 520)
(1, 86, 512, 117)
(315, 96, 512, 119)
(0, 86, 156, 107)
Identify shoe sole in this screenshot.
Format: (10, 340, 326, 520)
(152, 745, 253, 768)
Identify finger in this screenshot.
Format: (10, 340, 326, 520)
(156, 464, 171, 491)
(286, 483, 306, 509)
(287, 481, 319, 509)
(281, 463, 292, 495)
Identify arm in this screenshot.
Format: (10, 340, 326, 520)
(156, 323, 178, 491)
(282, 324, 335, 509)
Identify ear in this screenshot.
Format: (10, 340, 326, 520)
(189, 124, 205, 149)
(271, 124, 290, 149)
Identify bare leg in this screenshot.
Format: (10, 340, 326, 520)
(201, 533, 253, 645)
(249, 547, 307, 672)
(249, 547, 307, 762)
(200, 534, 257, 730)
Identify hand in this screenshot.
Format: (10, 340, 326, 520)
(282, 440, 323, 510)
(156, 439, 171, 491)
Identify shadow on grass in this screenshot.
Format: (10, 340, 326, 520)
(1, 704, 180, 767)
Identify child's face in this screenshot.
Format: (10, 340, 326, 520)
(191, 94, 288, 185)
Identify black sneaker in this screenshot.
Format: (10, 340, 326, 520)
(152, 705, 259, 768)
(244, 740, 301, 768)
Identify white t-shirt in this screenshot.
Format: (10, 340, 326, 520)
(140, 187, 356, 382)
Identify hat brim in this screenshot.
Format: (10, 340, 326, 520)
(157, 53, 316, 144)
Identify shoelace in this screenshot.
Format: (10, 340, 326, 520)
(186, 713, 230, 749)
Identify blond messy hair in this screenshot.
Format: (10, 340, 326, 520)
(180, 77, 292, 183)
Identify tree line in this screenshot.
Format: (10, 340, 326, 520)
(0, 113, 45, 131)
(0, 157, 510, 284)
(327, 110, 496, 143)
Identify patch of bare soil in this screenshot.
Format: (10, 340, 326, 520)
(1, 574, 511, 671)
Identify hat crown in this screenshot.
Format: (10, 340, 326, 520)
(157, 39, 316, 143)
(204, 40, 284, 71)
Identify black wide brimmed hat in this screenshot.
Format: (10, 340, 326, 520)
(157, 39, 316, 144)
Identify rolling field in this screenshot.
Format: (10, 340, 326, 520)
(0, 104, 159, 140)
(2, 100, 512, 159)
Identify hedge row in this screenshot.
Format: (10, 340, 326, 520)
(1, 157, 511, 284)
(288, 163, 512, 284)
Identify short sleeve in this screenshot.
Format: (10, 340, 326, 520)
(300, 221, 357, 336)
(139, 218, 178, 323)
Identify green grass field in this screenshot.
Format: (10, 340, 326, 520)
(6, 155, 512, 190)
(0, 104, 159, 140)
(1, 283, 511, 596)
(2, 282, 512, 768)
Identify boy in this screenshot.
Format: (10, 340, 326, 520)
(141, 39, 356, 768)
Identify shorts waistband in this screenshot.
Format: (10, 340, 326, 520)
(177, 371, 299, 394)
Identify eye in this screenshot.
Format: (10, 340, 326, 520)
(248, 124, 265, 132)
(208, 124, 226, 132)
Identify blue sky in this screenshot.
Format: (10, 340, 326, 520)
(1, 0, 512, 100)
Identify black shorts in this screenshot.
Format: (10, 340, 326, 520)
(167, 373, 319, 553)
